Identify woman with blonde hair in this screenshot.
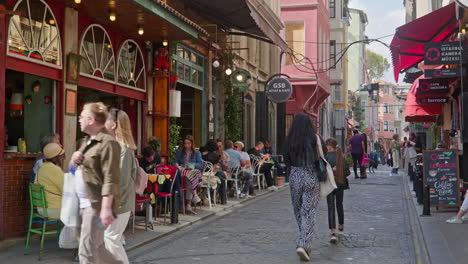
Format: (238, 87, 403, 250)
(103, 108, 137, 264)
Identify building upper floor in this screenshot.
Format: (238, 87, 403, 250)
(280, 0, 331, 82)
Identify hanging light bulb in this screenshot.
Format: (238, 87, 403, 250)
(138, 25, 144, 35)
(225, 68, 232, 76)
(162, 40, 168, 47)
(109, 10, 116, 22)
(236, 74, 244, 82)
(49, 19, 55, 25)
(74, 0, 81, 4)
(212, 58, 220, 68)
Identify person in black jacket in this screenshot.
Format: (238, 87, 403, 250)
(283, 114, 327, 262)
(202, 140, 227, 204)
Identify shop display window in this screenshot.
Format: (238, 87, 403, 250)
(80, 24, 115, 82)
(7, 0, 61, 67)
(4, 70, 55, 153)
(117, 40, 146, 91)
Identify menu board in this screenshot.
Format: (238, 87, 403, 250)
(423, 150, 460, 207)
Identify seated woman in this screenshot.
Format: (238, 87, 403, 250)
(30, 133, 61, 183)
(34, 143, 65, 218)
(202, 140, 228, 204)
(174, 135, 203, 213)
(139, 146, 161, 174)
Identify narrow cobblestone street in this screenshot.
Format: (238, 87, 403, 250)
(128, 165, 414, 264)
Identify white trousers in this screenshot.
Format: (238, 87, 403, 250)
(104, 211, 131, 264)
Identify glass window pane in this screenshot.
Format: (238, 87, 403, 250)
(177, 63, 184, 80)
(177, 46, 184, 58)
(191, 53, 197, 64)
(285, 22, 305, 65)
(191, 69, 198, 85)
(184, 65, 190, 81)
(198, 71, 203, 86)
(184, 50, 190, 61)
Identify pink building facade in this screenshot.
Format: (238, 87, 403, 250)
(281, 0, 331, 125)
(377, 82, 397, 152)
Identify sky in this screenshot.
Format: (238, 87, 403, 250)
(348, 0, 406, 84)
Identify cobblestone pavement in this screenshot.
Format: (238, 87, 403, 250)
(128, 166, 414, 264)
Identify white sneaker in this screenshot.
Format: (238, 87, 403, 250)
(192, 195, 201, 204)
(446, 216, 463, 224)
(267, 186, 274, 191)
(462, 214, 468, 221)
(240, 193, 247, 198)
(329, 234, 338, 244)
(272, 186, 278, 191)
(296, 247, 310, 261)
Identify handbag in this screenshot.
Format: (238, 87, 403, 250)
(315, 158, 328, 182)
(361, 155, 370, 168)
(316, 135, 337, 198)
(134, 158, 148, 196)
(60, 172, 80, 227)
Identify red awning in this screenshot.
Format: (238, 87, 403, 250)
(405, 75, 443, 122)
(390, 3, 457, 82)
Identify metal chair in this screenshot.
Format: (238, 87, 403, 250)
(251, 157, 265, 190)
(199, 161, 216, 208)
(227, 166, 241, 199)
(25, 184, 62, 261)
(154, 166, 179, 224)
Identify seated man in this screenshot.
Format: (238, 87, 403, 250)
(202, 140, 228, 204)
(34, 143, 65, 218)
(234, 141, 254, 198)
(248, 141, 277, 191)
(139, 146, 161, 174)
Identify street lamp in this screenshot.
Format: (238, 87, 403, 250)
(225, 67, 232, 76)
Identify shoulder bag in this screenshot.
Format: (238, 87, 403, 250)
(316, 135, 337, 198)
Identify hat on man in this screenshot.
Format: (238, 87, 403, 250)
(234, 141, 244, 149)
(43, 143, 65, 159)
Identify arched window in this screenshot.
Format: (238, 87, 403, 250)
(7, 0, 62, 67)
(117, 40, 146, 91)
(80, 24, 115, 82)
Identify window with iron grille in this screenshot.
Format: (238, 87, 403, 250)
(330, 0, 336, 18)
(330, 40, 336, 68)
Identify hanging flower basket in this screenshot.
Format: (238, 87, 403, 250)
(422, 123, 432, 129)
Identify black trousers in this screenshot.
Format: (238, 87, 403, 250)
(351, 153, 364, 178)
(260, 163, 275, 187)
(215, 171, 227, 204)
(327, 187, 344, 230)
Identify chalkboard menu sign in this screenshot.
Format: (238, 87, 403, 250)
(423, 150, 460, 207)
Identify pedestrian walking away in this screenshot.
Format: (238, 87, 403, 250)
(348, 130, 365, 179)
(103, 108, 137, 264)
(283, 113, 327, 262)
(325, 138, 350, 244)
(390, 134, 401, 176)
(71, 102, 121, 264)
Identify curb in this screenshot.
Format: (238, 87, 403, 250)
(126, 184, 288, 252)
(402, 174, 432, 264)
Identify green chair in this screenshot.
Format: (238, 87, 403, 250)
(24, 183, 62, 261)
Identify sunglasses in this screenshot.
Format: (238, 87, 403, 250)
(234, 146, 239, 149)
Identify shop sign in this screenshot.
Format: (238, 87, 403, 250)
(231, 69, 252, 92)
(266, 77, 293, 103)
(417, 97, 448, 104)
(417, 78, 450, 95)
(423, 150, 460, 207)
(425, 68, 461, 78)
(424, 41, 464, 65)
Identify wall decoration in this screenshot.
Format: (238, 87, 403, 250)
(66, 53, 81, 84)
(65, 89, 77, 115)
(31, 80, 41, 93)
(25, 95, 32, 104)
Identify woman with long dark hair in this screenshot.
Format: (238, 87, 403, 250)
(283, 114, 327, 262)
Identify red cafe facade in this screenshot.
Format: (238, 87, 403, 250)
(0, 0, 209, 240)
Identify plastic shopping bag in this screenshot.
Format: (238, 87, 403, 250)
(361, 155, 370, 168)
(59, 226, 79, 249)
(60, 172, 80, 227)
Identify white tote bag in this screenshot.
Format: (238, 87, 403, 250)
(60, 172, 80, 227)
(59, 226, 79, 249)
(316, 135, 337, 198)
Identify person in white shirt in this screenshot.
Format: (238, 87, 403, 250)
(234, 141, 253, 198)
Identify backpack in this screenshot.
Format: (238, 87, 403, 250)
(134, 158, 148, 196)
